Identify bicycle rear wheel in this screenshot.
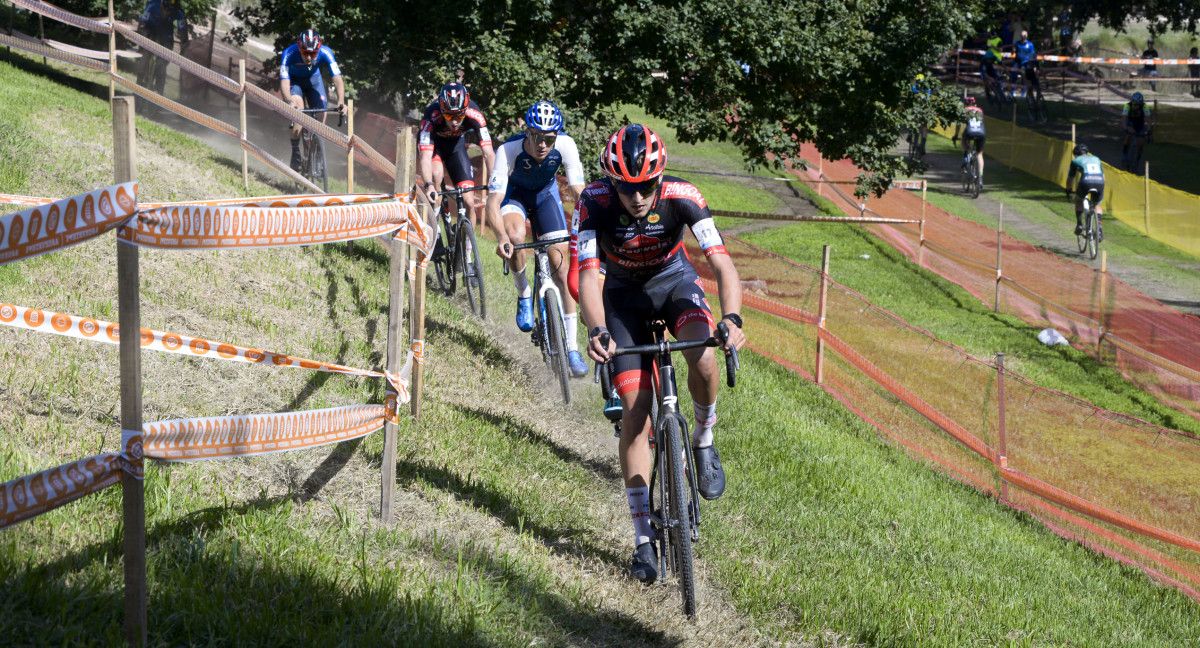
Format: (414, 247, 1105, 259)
(458, 218, 487, 319)
(661, 415, 697, 619)
(544, 293, 571, 405)
(969, 160, 981, 199)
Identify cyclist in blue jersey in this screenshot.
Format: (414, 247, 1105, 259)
(279, 29, 345, 172)
(1015, 31, 1042, 100)
(1065, 143, 1106, 239)
(489, 100, 589, 377)
(136, 0, 188, 94)
(580, 124, 746, 584)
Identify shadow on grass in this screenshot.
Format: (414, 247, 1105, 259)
(394, 456, 626, 571)
(450, 403, 622, 484)
(426, 316, 515, 372)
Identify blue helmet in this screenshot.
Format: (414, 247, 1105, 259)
(1131, 91, 1144, 104)
(524, 100, 564, 132)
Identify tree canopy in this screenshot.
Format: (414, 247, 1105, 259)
(228, 0, 989, 193)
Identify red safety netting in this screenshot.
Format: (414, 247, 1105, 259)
(792, 144, 1200, 422)
(693, 236, 1200, 602)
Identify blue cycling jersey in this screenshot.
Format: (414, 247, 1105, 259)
(1016, 40, 1036, 66)
(279, 44, 342, 83)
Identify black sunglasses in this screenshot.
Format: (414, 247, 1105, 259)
(615, 178, 660, 196)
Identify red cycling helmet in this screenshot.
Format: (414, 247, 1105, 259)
(438, 82, 470, 116)
(599, 124, 667, 185)
(297, 29, 322, 57)
(964, 96, 977, 107)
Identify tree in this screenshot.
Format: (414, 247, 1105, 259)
(233, 0, 980, 194)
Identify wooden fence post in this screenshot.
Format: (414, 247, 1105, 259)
(1097, 250, 1108, 356)
(1143, 161, 1150, 236)
(346, 99, 355, 193)
(1070, 122, 1076, 145)
(815, 245, 830, 384)
(816, 154, 824, 198)
(114, 96, 146, 648)
(238, 59, 248, 191)
(918, 181, 927, 268)
(410, 198, 431, 418)
(994, 204, 1003, 312)
(107, 0, 115, 102)
(381, 126, 413, 522)
(995, 352, 1009, 502)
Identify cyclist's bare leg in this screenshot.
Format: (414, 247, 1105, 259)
(678, 321, 719, 412)
(618, 389, 655, 489)
(288, 94, 305, 139)
(547, 242, 576, 315)
(500, 211, 530, 294)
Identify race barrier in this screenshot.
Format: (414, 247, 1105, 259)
(0, 97, 435, 643)
(793, 144, 1200, 425)
(4, 0, 400, 194)
(958, 48, 1200, 66)
(694, 236, 1200, 604)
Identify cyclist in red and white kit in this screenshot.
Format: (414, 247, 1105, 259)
(578, 124, 746, 584)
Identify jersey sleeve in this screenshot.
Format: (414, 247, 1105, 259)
(279, 47, 293, 81)
(418, 106, 436, 151)
(557, 136, 586, 187)
(487, 140, 519, 195)
(320, 46, 342, 77)
(575, 190, 601, 271)
(662, 181, 727, 258)
(465, 107, 492, 150)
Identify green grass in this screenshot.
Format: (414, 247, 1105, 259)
(3, 43, 1200, 646)
(920, 132, 1200, 293)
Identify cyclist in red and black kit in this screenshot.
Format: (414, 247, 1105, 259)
(578, 124, 746, 584)
(417, 82, 495, 217)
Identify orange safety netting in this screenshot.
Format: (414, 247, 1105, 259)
(791, 144, 1200, 422)
(692, 236, 1200, 602)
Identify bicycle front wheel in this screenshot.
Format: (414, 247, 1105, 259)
(458, 219, 487, 319)
(544, 293, 571, 405)
(1087, 211, 1099, 260)
(661, 415, 697, 619)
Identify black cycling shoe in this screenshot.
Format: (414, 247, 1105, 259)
(693, 445, 726, 500)
(1074, 224, 1084, 236)
(289, 148, 302, 173)
(630, 542, 658, 584)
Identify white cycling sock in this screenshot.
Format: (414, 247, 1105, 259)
(693, 401, 716, 448)
(626, 486, 654, 546)
(563, 313, 579, 351)
(512, 267, 531, 298)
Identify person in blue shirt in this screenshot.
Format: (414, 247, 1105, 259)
(488, 100, 589, 377)
(136, 0, 188, 94)
(1065, 144, 1106, 239)
(279, 29, 346, 172)
(1015, 30, 1042, 100)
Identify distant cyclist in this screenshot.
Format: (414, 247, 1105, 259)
(1014, 31, 1042, 100)
(489, 100, 589, 377)
(980, 30, 1004, 99)
(417, 83, 495, 221)
(907, 73, 932, 157)
(136, 0, 188, 94)
(1121, 91, 1153, 169)
(579, 124, 746, 584)
(1065, 143, 1105, 239)
(952, 96, 986, 187)
(279, 29, 346, 173)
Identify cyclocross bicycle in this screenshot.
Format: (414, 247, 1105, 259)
(504, 234, 573, 404)
(961, 145, 983, 198)
(432, 185, 489, 318)
(1074, 188, 1103, 260)
(597, 321, 738, 619)
(298, 107, 343, 192)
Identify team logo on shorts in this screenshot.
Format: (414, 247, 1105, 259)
(647, 212, 661, 224)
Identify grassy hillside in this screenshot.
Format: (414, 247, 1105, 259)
(1, 50, 1198, 646)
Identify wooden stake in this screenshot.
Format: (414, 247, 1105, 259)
(994, 204, 1003, 312)
(381, 127, 413, 522)
(107, 0, 115, 102)
(410, 203, 430, 418)
(346, 99, 355, 193)
(238, 59, 248, 191)
(815, 245, 830, 384)
(1070, 122, 1076, 144)
(996, 352, 1009, 502)
(114, 97, 146, 648)
(1143, 160, 1150, 236)
(816, 154, 824, 198)
(1098, 249, 1108, 354)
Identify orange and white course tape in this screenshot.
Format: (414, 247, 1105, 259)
(0, 183, 137, 265)
(0, 452, 124, 529)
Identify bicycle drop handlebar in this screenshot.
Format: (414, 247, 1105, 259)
(598, 321, 739, 388)
(500, 235, 572, 276)
(300, 107, 345, 128)
(436, 185, 490, 198)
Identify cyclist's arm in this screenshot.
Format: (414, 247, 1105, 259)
(278, 49, 292, 102)
(485, 141, 516, 247)
(706, 252, 745, 349)
(1065, 162, 1077, 192)
(558, 135, 587, 204)
(577, 225, 610, 359)
(416, 118, 436, 195)
(332, 74, 346, 108)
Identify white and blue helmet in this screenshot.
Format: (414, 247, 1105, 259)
(524, 100, 564, 132)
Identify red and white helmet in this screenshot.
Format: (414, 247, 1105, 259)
(599, 124, 667, 184)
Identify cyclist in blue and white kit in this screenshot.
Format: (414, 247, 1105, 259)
(279, 29, 345, 172)
(489, 100, 589, 377)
